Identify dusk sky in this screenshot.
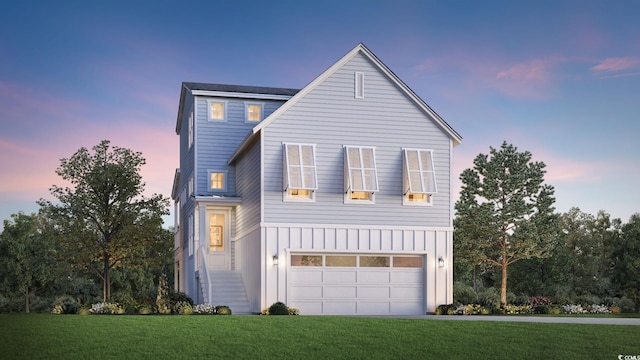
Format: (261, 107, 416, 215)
(1, 0, 639, 229)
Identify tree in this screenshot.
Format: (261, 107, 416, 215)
(454, 142, 557, 305)
(0, 212, 59, 313)
(611, 213, 640, 310)
(39, 140, 169, 302)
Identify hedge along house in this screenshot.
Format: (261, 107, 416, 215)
(172, 43, 462, 315)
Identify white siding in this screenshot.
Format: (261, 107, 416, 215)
(263, 223, 452, 314)
(261, 52, 452, 227)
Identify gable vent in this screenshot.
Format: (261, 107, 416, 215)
(355, 72, 364, 99)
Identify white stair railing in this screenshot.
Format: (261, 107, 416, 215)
(197, 247, 212, 304)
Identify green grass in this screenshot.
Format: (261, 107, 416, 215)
(1, 314, 638, 360)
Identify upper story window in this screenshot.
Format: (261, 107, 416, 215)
(245, 103, 263, 122)
(208, 100, 226, 121)
(209, 170, 227, 192)
(344, 145, 378, 203)
(355, 72, 364, 99)
(403, 149, 437, 205)
(188, 109, 194, 149)
(284, 143, 318, 201)
(188, 175, 194, 197)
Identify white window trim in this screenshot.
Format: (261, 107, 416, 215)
(244, 102, 264, 122)
(402, 148, 436, 206)
(355, 72, 364, 99)
(344, 145, 378, 204)
(188, 108, 194, 149)
(208, 170, 228, 192)
(188, 214, 194, 257)
(283, 143, 318, 203)
(207, 100, 228, 122)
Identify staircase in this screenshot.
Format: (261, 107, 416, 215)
(208, 271, 251, 314)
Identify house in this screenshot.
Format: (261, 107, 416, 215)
(171, 43, 462, 315)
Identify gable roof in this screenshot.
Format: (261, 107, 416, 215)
(229, 43, 462, 164)
(175, 82, 300, 134)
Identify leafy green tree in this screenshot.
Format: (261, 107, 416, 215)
(0, 212, 59, 312)
(454, 142, 557, 305)
(38, 140, 169, 302)
(611, 213, 640, 310)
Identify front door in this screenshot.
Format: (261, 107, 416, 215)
(206, 209, 230, 270)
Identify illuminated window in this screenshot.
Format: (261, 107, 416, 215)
(208, 101, 226, 121)
(209, 171, 226, 191)
(246, 103, 263, 122)
(284, 143, 317, 201)
(344, 145, 378, 203)
(208, 213, 225, 252)
(403, 149, 436, 205)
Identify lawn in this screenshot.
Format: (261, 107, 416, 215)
(1, 314, 638, 360)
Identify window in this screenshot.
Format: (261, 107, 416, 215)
(188, 215, 194, 256)
(291, 255, 323, 266)
(360, 256, 390, 267)
(245, 103, 263, 122)
(209, 171, 227, 191)
(393, 256, 423, 268)
(403, 149, 436, 205)
(344, 146, 378, 202)
(284, 143, 318, 201)
(208, 100, 226, 121)
(208, 213, 224, 252)
(355, 72, 364, 99)
(326, 255, 357, 267)
(188, 109, 194, 149)
(188, 175, 194, 197)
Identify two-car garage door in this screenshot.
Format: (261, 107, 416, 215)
(288, 253, 425, 315)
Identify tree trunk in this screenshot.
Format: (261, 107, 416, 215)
(103, 253, 110, 302)
(501, 260, 508, 305)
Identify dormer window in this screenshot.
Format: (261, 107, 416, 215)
(403, 149, 436, 205)
(344, 145, 378, 203)
(284, 143, 317, 201)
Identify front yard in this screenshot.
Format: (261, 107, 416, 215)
(1, 314, 637, 359)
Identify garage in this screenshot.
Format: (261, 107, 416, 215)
(287, 253, 425, 315)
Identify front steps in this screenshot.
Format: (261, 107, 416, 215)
(208, 271, 251, 314)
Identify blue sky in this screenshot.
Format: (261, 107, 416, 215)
(1, 0, 639, 229)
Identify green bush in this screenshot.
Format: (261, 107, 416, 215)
(476, 288, 500, 307)
(169, 292, 194, 306)
(435, 304, 456, 315)
(268, 302, 289, 315)
(215, 305, 232, 315)
(548, 306, 563, 315)
(51, 295, 79, 314)
(453, 282, 476, 305)
(617, 297, 636, 313)
(174, 301, 193, 315)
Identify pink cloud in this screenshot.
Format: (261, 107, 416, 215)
(591, 57, 640, 72)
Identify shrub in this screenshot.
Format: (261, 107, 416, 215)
(268, 302, 289, 315)
(548, 306, 563, 315)
(617, 297, 636, 313)
(533, 305, 550, 314)
(193, 304, 216, 315)
(435, 304, 456, 315)
(215, 305, 232, 315)
(51, 295, 79, 314)
(453, 282, 476, 305)
(563, 304, 587, 314)
(529, 296, 552, 307)
(476, 288, 500, 307)
(169, 292, 194, 306)
(589, 304, 610, 314)
(138, 305, 154, 315)
(502, 304, 533, 315)
(287, 307, 300, 315)
(576, 294, 601, 306)
(89, 302, 124, 315)
(174, 301, 193, 315)
(609, 306, 621, 314)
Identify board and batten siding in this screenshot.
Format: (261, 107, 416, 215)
(194, 96, 286, 197)
(262, 224, 453, 313)
(261, 52, 453, 228)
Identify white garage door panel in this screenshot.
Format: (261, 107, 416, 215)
(290, 269, 323, 282)
(324, 271, 357, 283)
(325, 286, 357, 298)
(289, 254, 425, 315)
(290, 286, 323, 298)
(358, 271, 391, 283)
(358, 286, 391, 298)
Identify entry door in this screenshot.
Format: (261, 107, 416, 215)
(206, 210, 230, 270)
